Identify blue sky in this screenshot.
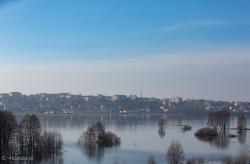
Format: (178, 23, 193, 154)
(0, 0, 250, 101)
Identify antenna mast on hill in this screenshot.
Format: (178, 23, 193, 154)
(140, 89, 142, 97)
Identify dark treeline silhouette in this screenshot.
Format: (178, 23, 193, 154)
(0, 111, 63, 163)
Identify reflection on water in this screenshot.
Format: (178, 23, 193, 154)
(196, 131, 230, 150)
(211, 133, 230, 149)
(35, 114, 250, 164)
(238, 130, 247, 144)
(158, 127, 166, 138)
(79, 145, 105, 162)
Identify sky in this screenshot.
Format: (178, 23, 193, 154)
(0, 0, 250, 101)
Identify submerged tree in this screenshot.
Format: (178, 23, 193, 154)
(0, 111, 63, 162)
(207, 110, 230, 133)
(166, 141, 184, 164)
(40, 131, 63, 159)
(158, 118, 166, 128)
(195, 127, 218, 140)
(78, 122, 120, 162)
(79, 121, 120, 148)
(196, 110, 231, 150)
(158, 118, 166, 138)
(19, 114, 41, 157)
(0, 111, 18, 158)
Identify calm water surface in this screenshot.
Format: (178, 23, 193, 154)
(37, 114, 250, 164)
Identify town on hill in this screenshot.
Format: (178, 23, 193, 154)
(0, 92, 249, 114)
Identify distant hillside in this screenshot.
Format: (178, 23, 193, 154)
(0, 92, 249, 114)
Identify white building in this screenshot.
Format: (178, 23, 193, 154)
(171, 97, 182, 104)
(112, 95, 127, 101)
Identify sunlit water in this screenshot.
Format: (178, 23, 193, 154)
(35, 114, 250, 164)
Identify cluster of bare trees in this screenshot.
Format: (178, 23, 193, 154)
(0, 111, 63, 162)
(208, 110, 230, 133)
(197, 110, 248, 149)
(78, 121, 120, 161)
(79, 121, 120, 148)
(0, 111, 17, 159)
(167, 142, 184, 164)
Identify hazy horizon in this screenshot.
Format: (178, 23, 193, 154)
(1, 0, 250, 101)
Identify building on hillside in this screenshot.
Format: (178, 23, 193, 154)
(129, 95, 137, 100)
(112, 95, 127, 101)
(171, 96, 182, 104)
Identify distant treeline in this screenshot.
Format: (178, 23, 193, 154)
(0, 111, 63, 162)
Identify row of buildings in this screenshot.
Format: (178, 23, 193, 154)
(0, 92, 249, 114)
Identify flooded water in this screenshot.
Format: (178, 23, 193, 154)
(38, 114, 250, 164)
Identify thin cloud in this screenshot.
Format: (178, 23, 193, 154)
(163, 19, 233, 32)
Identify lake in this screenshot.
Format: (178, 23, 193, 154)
(37, 114, 250, 164)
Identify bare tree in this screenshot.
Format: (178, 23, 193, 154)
(0, 111, 18, 157)
(19, 114, 41, 156)
(207, 110, 230, 133)
(81, 121, 120, 147)
(0, 112, 63, 162)
(40, 131, 63, 159)
(158, 118, 166, 128)
(166, 141, 184, 164)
